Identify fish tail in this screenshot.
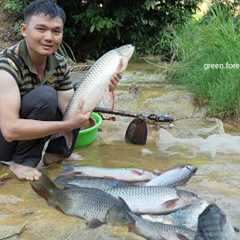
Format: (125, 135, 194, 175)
(30, 173, 58, 203)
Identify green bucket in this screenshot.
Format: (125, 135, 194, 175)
(74, 112, 102, 149)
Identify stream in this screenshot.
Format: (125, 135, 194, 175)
(0, 61, 239, 240)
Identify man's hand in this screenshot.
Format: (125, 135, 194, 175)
(109, 73, 122, 92)
(65, 101, 91, 130)
(69, 111, 90, 129)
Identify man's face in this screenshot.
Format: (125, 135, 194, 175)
(21, 14, 64, 56)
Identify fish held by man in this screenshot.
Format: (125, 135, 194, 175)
(30, 173, 135, 228)
(65, 44, 135, 116)
(60, 44, 134, 147)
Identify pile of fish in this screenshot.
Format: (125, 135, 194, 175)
(30, 164, 238, 240)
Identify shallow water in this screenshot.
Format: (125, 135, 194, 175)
(0, 61, 239, 239)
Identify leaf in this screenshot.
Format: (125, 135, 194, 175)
(90, 25, 95, 33)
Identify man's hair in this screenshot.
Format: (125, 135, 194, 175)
(24, 0, 66, 24)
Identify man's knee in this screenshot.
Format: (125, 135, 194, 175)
(21, 86, 59, 121)
(36, 86, 58, 117)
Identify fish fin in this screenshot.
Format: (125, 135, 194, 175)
(30, 173, 58, 203)
(87, 219, 103, 228)
(110, 89, 115, 111)
(99, 88, 115, 110)
(131, 169, 143, 176)
(127, 223, 135, 232)
(163, 198, 178, 209)
(176, 234, 188, 240)
(220, 210, 227, 230)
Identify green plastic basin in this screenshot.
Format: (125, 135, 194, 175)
(74, 112, 102, 149)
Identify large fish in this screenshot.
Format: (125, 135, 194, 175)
(65, 44, 135, 115)
(194, 204, 237, 240)
(42, 45, 134, 152)
(30, 174, 134, 228)
(105, 186, 198, 214)
(61, 165, 157, 182)
(54, 175, 130, 191)
(130, 213, 197, 240)
(142, 199, 209, 231)
(145, 165, 197, 187)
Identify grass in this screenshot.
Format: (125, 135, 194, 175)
(168, 4, 240, 119)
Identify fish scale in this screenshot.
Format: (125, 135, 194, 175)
(64, 45, 134, 116)
(142, 199, 209, 231)
(59, 187, 123, 222)
(131, 213, 197, 240)
(61, 165, 156, 182)
(31, 174, 134, 227)
(105, 186, 181, 214)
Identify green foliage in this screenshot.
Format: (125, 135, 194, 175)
(57, 0, 202, 59)
(169, 2, 240, 119)
(4, 0, 201, 59)
(58, 42, 76, 65)
(4, 0, 24, 13)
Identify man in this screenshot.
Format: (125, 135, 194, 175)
(0, 0, 119, 181)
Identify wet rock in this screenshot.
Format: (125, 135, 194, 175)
(18, 208, 34, 217)
(0, 223, 25, 240)
(56, 225, 141, 240)
(141, 148, 153, 156)
(169, 118, 225, 138)
(143, 90, 196, 119)
(26, 221, 141, 240)
(0, 212, 8, 221)
(0, 194, 23, 204)
(122, 71, 166, 84)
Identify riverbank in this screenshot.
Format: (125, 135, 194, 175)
(0, 65, 239, 239)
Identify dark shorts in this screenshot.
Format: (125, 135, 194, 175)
(0, 86, 78, 167)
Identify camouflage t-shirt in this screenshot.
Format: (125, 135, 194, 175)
(0, 39, 73, 96)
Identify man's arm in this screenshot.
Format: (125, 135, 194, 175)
(0, 71, 88, 142)
(57, 88, 74, 114)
